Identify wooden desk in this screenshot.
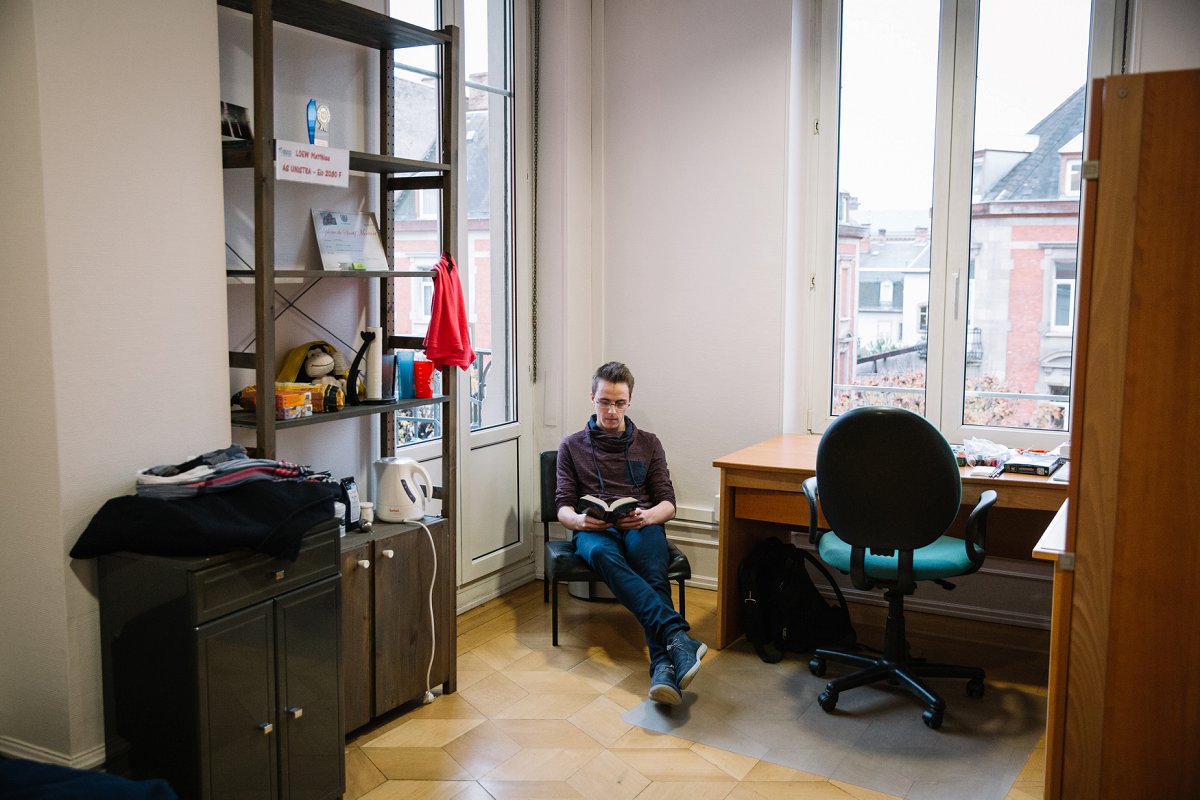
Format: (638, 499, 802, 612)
(712, 434, 1068, 650)
(1033, 500, 1071, 798)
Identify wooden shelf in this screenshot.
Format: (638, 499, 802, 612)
(226, 269, 436, 280)
(222, 140, 449, 174)
(217, 0, 449, 50)
(231, 394, 450, 430)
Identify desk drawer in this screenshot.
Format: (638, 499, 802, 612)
(734, 488, 812, 527)
(190, 524, 339, 624)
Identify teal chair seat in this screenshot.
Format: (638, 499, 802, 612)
(816, 533, 979, 582)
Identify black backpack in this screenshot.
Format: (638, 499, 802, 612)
(738, 536, 856, 663)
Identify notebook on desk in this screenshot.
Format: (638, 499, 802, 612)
(1004, 452, 1066, 476)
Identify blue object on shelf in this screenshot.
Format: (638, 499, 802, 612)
(397, 351, 415, 399)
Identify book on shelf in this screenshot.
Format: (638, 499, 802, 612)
(577, 495, 638, 524)
(1003, 453, 1066, 476)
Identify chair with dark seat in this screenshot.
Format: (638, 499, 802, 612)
(802, 406, 997, 729)
(540, 450, 692, 646)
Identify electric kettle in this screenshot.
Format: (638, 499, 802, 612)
(375, 457, 434, 522)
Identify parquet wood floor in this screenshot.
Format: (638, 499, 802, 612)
(344, 581, 1048, 799)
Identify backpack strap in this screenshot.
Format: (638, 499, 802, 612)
(797, 547, 850, 611)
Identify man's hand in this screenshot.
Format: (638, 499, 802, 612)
(565, 509, 609, 532)
(614, 508, 646, 530)
(559, 501, 676, 532)
(616, 501, 675, 530)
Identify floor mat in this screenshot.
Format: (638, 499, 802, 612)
(622, 639, 1046, 800)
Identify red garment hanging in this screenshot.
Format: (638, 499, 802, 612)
(423, 252, 476, 370)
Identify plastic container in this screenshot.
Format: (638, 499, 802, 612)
(333, 501, 347, 537)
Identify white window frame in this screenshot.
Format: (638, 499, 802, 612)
(1052, 261, 1077, 332)
(1064, 157, 1083, 196)
(806, 0, 1121, 450)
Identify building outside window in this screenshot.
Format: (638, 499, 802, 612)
(820, 0, 1103, 445)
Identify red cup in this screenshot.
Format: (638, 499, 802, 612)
(413, 360, 434, 398)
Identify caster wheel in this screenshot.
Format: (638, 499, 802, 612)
(818, 689, 838, 713)
(922, 709, 943, 729)
(966, 677, 985, 698)
(809, 657, 827, 677)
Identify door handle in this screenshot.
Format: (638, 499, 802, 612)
(259, 722, 274, 735)
(382, 549, 394, 559)
(287, 706, 304, 719)
(357, 559, 371, 569)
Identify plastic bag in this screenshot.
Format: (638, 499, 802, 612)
(958, 437, 1016, 467)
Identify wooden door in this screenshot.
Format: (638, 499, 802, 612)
(373, 526, 443, 713)
(1054, 68, 1200, 799)
(340, 540, 374, 732)
(196, 601, 277, 800)
(276, 577, 344, 800)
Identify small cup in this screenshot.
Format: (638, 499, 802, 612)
(413, 360, 434, 399)
(396, 351, 416, 398)
(360, 501, 374, 525)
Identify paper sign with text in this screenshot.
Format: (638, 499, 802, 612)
(276, 139, 349, 187)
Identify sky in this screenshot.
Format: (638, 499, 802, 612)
(388, 0, 494, 77)
(838, 0, 1094, 215)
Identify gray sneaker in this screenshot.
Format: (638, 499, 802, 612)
(648, 662, 682, 705)
(667, 631, 708, 690)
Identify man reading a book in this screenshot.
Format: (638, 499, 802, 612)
(555, 361, 706, 705)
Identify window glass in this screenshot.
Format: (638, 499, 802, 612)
(826, 0, 1096, 441)
(962, 0, 1091, 431)
(830, 0, 939, 416)
(389, 0, 515, 446)
(462, 0, 516, 435)
(389, 1, 441, 161)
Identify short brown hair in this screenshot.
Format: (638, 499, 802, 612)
(592, 361, 634, 396)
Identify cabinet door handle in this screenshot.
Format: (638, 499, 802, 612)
(287, 706, 304, 719)
(357, 559, 371, 569)
(271, 569, 286, 581)
(382, 549, 394, 558)
(259, 722, 274, 735)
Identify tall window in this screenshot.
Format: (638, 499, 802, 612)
(389, 0, 516, 445)
(823, 0, 1100, 446)
(462, 0, 516, 436)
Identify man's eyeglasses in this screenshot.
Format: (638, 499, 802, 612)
(594, 399, 629, 410)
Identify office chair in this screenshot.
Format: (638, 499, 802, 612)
(802, 407, 997, 729)
(540, 450, 692, 646)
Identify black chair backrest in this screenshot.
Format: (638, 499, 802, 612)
(816, 406, 961, 552)
(540, 450, 559, 525)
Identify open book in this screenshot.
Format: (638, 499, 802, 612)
(577, 495, 638, 524)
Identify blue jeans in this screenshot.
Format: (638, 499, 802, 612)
(572, 524, 688, 672)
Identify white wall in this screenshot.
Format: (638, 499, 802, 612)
(537, 0, 795, 515)
(0, 0, 229, 765)
(599, 0, 794, 513)
(532, 0, 600, 453)
(1131, 0, 1200, 73)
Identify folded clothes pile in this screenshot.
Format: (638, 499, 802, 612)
(72, 445, 340, 561)
(136, 444, 325, 499)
